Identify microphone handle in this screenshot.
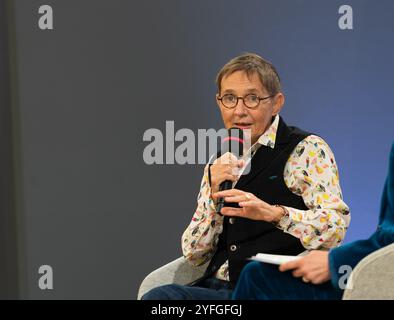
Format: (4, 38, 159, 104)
(216, 180, 233, 215)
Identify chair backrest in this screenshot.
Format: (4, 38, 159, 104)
(343, 243, 394, 299)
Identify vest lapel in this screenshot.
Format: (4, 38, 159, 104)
(235, 116, 291, 189)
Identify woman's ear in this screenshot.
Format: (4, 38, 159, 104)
(272, 93, 285, 116)
(216, 93, 221, 108)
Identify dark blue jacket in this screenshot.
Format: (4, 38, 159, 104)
(329, 142, 394, 289)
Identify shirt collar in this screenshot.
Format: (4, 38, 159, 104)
(255, 114, 279, 150)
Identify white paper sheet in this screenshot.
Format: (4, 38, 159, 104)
(249, 253, 301, 265)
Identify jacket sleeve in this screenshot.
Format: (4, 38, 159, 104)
(329, 140, 394, 289)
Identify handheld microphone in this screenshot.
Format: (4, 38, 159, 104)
(216, 128, 244, 215)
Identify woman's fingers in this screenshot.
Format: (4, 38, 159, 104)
(220, 207, 243, 216)
(213, 189, 245, 198)
(222, 194, 253, 203)
(239, 200, 260, 207)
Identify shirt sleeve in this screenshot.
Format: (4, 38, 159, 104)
(277, 135, 351, 249)
(181, 163, 224, 266)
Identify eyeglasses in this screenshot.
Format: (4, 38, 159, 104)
(218, 93, 274, 109)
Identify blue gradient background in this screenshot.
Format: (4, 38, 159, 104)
(174, 0, 394, 242)
(6, 0, 394, 298)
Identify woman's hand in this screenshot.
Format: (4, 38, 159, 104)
(212, 189, 285, 223)
(210, 153, 245, 194)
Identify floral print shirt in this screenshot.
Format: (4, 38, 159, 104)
(181, 115, 351, 281)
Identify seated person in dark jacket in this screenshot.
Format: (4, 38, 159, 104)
(232, 141, 394, 300)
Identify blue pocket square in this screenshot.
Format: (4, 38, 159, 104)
(268, 175, 278, 180)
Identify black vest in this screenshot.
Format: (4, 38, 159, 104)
(201, 117, 311, 287)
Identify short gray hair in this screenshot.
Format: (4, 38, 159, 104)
(216, 52, 281, 95)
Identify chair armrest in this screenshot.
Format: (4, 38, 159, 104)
(137, 257, 209, 299)
(343, 243, 394, 300)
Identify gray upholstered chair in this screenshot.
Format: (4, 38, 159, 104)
(137, 243, 394, 300)
(137, 257, 209, 300)
(342, 242, 394, 299)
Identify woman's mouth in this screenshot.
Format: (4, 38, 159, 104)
(234, 123, 252, 129)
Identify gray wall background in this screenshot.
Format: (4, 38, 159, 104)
(0, 0, 18, 300)
(3, 0, 394, 299)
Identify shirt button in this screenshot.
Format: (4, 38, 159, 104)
(229, 218, 235, 224)
(230, 245, 237, 252)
